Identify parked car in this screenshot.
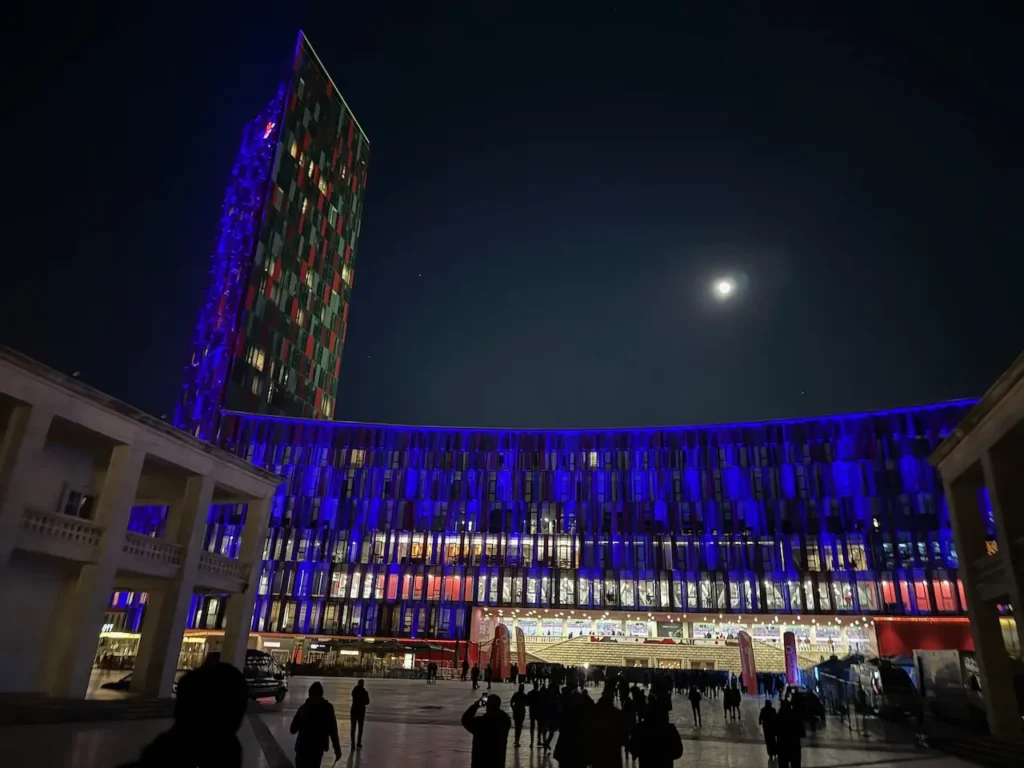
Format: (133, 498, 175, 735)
(179, 650, 288, 702)
(100, 672, 134, 691)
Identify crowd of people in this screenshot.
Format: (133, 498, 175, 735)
(459, 665, 810, 768)
(116, 654, 804, 768)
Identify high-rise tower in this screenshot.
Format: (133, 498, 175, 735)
(176, 32, 369, 440)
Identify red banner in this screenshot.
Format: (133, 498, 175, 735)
(738, 630, 758, 695)
(515, 626, 527, 671)
(784, 631, 799, 685)
(492, 624, 511, 681)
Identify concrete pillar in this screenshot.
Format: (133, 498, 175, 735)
(43, 444, 146, 697)
(221, 494, 274, 669)
(981, 449, 1024, 654)
(0, 404, 54, 566)
(945, 474, 1024, 740)
(131, 475, 214, 697)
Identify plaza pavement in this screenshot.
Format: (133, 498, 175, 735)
(0, 677, 976, 768)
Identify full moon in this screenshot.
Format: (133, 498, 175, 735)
(713, 277, 736, 300)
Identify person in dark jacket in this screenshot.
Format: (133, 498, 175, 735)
(553, 690, 586, 768)
(759, 699, 778, 759)
(350, 679, 370, 749)
(463, 659, 471, 681)
(588, 687, 627, 768)
(688, 685, 702, 727)
(777, 700, 806, 768)
(485, 663, 493, 690)
(510, 683, 528, 747)
(526, 680, 543, 746)
(290, 681, 342, 768)
(462, 694, 512, 768)
(472, 664, 481, 690)
(627, 706, 683, 768)
(119, 662, 248, 768)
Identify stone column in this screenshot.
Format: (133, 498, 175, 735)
(221, 494, 274, 669)
(131, 475, 214, 697)
(43, 444, 146, 698)
(981, 449, 1024, 654)
(0, 404, 53, 566)
(944, 473, 1024, 740)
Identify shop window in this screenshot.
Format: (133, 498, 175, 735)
(857, 579, 879, 611)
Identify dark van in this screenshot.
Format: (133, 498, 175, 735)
(183, 649, 288, 702)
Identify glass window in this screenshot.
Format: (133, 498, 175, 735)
(832, 579, 854, 611)
(857, 578, 879, 611)
(914, 581, 931, 612)
(933, 579, 956, 612)
(619, 578, 635, 607)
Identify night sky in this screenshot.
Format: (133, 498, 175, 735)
(8, 3, 1022, 428)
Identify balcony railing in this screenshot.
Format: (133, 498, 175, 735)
(20, 507, 103, 549)
(122, 531, 182, 566)
(198, 551, 244, 581)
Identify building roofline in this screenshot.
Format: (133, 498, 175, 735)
(299, 30, 369, 145)
(0, 346, 281, 488)
(221, 397, 978, 436)
(930, 350, 1024, 466)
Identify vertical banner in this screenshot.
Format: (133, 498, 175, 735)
(492, 623, 512, 681)
(784, 631, 799, 685)
(515, 626, 527, 671)
(738, 630, 758, 695)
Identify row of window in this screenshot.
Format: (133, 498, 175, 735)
(252, 559, 963, 617)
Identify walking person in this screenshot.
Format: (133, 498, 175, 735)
(350, 679, 370, 750)
(485, 663, 493, 690)
(463, 658, 471, 681)
(510, 683, 528, 748)
(290, 681, 342, 768)
(526, 680, 542, 747)
(759, 699, 778, 760)
(472, 663, 481, 690)
(511, 662, 519, 686)
(688, 684, 703, 727)
(777, 700, 806, 768)
(462, 694, 512, 768)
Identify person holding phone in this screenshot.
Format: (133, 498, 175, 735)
(462, 693, 512, 768)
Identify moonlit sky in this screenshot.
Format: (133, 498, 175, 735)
(5, 3, 1023, 428)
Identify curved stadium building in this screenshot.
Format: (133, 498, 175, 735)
(101, 32, 998, 672)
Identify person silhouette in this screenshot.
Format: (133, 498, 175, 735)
(462, 694, 512, 768)
(510, 683, 528, 747)
(290, 681, 342, 768)
(759, 699, 778, 760)
(526, 680, 542, 747)
(777, 700, 806, 768)
(687, 684, 702, 727)
(471, 663, 481, 690)
(119, 662, 248, 768)
(350, 679, 370, 749)
(627, 705, 683, 768)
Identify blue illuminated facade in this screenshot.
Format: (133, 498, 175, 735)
(182, 401, 980, 640)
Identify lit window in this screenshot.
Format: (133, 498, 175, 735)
(305, 271, 314, 289)
(254, 349, 265, 372)
(341, 165, 347, 180)
(350, 449, 365, 468)
(289, 140, 298, 159)
(318, 177, 328, 195)
(250, 377, 261, 395)
(342, 265, 353, 284)
(301, 198, 308, 215)
(588, 451, 599, 469)
(296, 309, 305, 327)
(307, 160, 315, 178)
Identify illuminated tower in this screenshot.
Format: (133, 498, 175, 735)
(176, 31, 369, 440)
